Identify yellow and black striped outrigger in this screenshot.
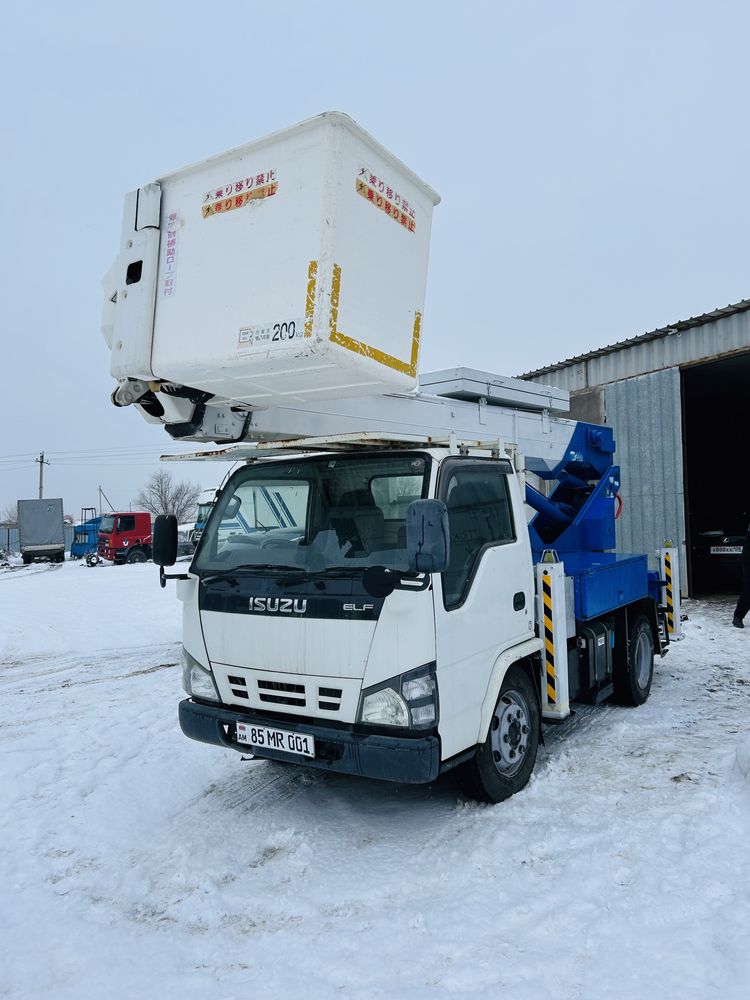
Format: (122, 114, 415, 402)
(536, 559, 570, 720)
(542, 568, 557, 704)
(663, 550, 674, 633)
(658, 543, 681, 639)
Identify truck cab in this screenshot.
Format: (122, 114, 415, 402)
(98, 512, 152, 564)
(169, 439, 667, 802)
(190, 490, 217, 547)
(173, 448, 546, 799)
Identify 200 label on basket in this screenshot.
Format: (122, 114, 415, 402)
(236, 722, 315, 758)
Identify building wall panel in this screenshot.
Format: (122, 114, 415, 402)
(605, 368, 687, 593)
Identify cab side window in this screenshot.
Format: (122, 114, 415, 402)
(442, 465, 516, 609)
(117, 515, 136, 532)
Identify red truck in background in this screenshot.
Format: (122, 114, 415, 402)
(97, 512, 152, 564)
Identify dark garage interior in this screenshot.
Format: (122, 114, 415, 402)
(682, 352, 750, 594)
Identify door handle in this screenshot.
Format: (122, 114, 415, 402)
(513, 592, 526, 611)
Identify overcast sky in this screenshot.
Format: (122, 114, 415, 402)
(2, 0, 749, 517)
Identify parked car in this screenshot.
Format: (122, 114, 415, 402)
(692, 515, 748, 592)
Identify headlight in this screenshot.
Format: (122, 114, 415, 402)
(182, 647, 219, 702)
(361, 687, 410, 727)
(358, 663, 438, 729)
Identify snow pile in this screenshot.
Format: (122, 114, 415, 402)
(1, 565, 749, 999)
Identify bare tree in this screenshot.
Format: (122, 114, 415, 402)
(1, 504, 18, 527)
(135, 470, 202, 525)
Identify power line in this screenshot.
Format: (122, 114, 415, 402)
(51, 447, 175, 456)
(0, 444, 201, 461)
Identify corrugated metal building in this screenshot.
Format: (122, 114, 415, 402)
(520, 300, 750, 596)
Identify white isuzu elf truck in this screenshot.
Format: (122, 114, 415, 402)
(101, 113, 674, 802)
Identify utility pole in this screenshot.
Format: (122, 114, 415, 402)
(98, 485, 115, 515)
(35, 452, 50, 499)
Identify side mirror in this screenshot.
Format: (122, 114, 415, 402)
(406, 499, 450, 574)
(153, 514, 178, 567)
(224, 495, 241, 518)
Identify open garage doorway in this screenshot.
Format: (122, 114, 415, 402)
(683, 352, 750, 594)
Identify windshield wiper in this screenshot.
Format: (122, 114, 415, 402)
(276, 567, 362, 586)
(200, 564, 300, 586)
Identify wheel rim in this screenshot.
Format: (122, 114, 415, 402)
(490, 689, 531, 777)
(634, 630, 653, 689)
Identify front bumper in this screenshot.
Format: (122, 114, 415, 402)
(98, 547, 126, 563)
(179, 699, 441, 784)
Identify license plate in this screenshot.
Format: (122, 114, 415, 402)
(236, 722, 315, 758)
(710, 545, 742, 555)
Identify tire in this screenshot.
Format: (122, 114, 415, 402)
(460, 663, 540, 804)
(22, 553, 32, 565)
(127, 548, 147, 564)
(613, 613, 654, 706)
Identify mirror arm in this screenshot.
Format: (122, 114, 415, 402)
(159, 565, 190, 588)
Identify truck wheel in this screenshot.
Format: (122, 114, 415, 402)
(461, 664, 540, 804)
(614, 614, 654, 706)
(22, 554, 32, 565)
(127, 548, 147, 564)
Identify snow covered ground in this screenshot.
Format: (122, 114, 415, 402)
(1, 560, 749, 999)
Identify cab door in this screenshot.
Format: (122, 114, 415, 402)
(434, 459, 534, 759)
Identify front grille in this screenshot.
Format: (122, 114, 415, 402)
(318, 686, 342, 712)
(258, 679, 306, 707)
(218, 670, 349, 715)
(228, 675, 249, 700)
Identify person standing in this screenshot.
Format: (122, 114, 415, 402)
(732, 525, 750, 628)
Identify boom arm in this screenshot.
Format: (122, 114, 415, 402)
(154, 367, 621, 557)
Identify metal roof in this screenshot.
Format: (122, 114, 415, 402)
(518, 298, 750, 379)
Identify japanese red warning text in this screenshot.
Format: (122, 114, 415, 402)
(356, 167, 416, 233)
(202, 169, 278, 218)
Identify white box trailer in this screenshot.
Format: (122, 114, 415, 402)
(102, 112, 440, 410)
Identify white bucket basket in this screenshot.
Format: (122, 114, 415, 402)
(103, 112, 440, 406)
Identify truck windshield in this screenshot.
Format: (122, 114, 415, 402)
(193, 453, 429, 576)
(99, 515, 115, 533)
